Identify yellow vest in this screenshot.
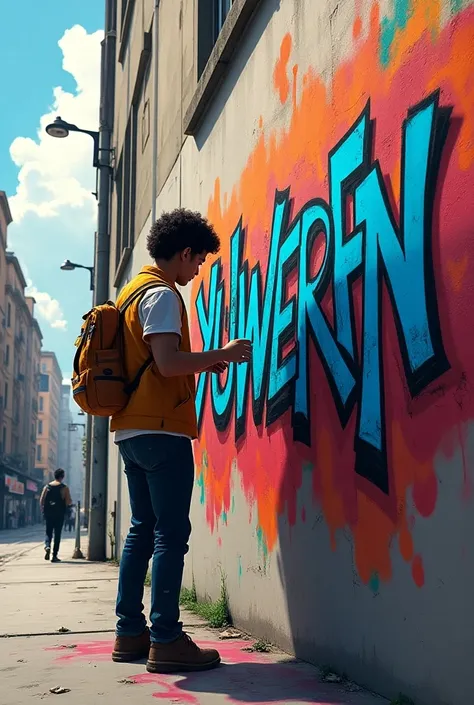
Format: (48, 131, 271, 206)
(110, 265, 198, 439)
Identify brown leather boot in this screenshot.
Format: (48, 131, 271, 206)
(146, 633, 221, 673)
(112, 627, 150, 662)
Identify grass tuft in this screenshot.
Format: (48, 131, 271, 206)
(179, 577, 230, 629)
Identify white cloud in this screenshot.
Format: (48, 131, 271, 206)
(9, 25, 103, 224)
(6, 24, 103, 373)
(26, 285, 68, 331)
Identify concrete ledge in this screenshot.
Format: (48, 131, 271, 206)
(118, 0, 136, 65)
(183, 0, 262, 136)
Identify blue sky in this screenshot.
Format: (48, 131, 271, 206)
(0, 1, 104, 380)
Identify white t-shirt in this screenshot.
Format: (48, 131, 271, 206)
(114, 286, 191, 444)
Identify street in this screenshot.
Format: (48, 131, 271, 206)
(0, 529, 388, 705)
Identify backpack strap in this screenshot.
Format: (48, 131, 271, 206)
(118, 273, 182, 315)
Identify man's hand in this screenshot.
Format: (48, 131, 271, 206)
(222, 339, 252, 363)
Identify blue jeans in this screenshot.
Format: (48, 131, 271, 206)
(116, 434, 194, 643)
(45, 515, 64, 557)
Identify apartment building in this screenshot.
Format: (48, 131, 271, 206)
(36, 352, 62, 485)
(0, 191, 43, 528)
(0, 192, 10, 454)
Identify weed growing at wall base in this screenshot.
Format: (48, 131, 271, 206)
(180, 578, 230, 629)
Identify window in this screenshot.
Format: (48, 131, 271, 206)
(38, 420, 43, 435)
(39, 396, 44, 412)
(2, 426, 6, 454)
(115, 110, 137, 271)
(7, 302, 11, 328)
(4, 345, 9, 367)
(39, 374, 49, 392)
(36, 444, 42, 462)
(4, 383, 8, 410)
(198, 0, 234, 77)
(41, 363, 47, 373)
(215, 0, 233, 36)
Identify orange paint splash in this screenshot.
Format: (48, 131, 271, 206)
(353, 15, 363, 39)
(273, 33, 292, 104)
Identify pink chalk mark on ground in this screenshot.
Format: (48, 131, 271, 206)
(46, 638, 353, 704)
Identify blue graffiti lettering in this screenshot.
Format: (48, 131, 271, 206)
(195, 91, 451, 494)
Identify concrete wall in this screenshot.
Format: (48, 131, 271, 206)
(108, 1, 474, 703)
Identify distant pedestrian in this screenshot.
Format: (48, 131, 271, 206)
(66, 506, 75, 532)
(40, 469, 73, 562)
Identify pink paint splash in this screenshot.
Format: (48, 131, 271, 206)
(130, 672, 200, 703)
(46, 638, 361, 704)
(47, 640, 113, 661)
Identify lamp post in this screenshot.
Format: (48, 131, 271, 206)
(67, 422, 86, 560)
(60, 260, 94, 532)
(61, 260, 95, 291)
(45, 0, 116, 563)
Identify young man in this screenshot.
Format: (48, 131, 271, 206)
(111, 209, 251, 674)
(40, 469, 73, 562)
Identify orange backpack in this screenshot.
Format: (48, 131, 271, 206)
(71, 281, 159, 417)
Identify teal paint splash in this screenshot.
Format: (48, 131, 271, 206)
(196, 473, 205, 505)
(450, 0, 463, 12)
(369, 572, 380, 593)
(231, 495, 236, 514)
(257, 526, 268, 561)
(238, 555, 243, 584)
(221, 511, 228, 525)
(380, 0, 412, 66)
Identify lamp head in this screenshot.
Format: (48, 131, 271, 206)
(60, 259, 75, 271)
(46, 116, 70, 139)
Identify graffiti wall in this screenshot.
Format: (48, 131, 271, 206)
(187, 0, 474, 702)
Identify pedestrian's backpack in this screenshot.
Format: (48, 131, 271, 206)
(43, 483, 66, 517)
(71, 278, 165, 417)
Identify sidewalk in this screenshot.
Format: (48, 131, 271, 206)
(0, 531, 388, 705)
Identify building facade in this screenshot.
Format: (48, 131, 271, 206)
(106, 2, 474, 703)
(58, 384, 85, 506)
(0, 192, 43, 528)
(36, 352, 62, 485)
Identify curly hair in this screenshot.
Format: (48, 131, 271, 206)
(147, 208, 220, 261)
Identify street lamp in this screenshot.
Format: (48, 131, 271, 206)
(45, 117, 100, 168)
(60, 260, 95, 291)
(68, 423, 86, 433)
